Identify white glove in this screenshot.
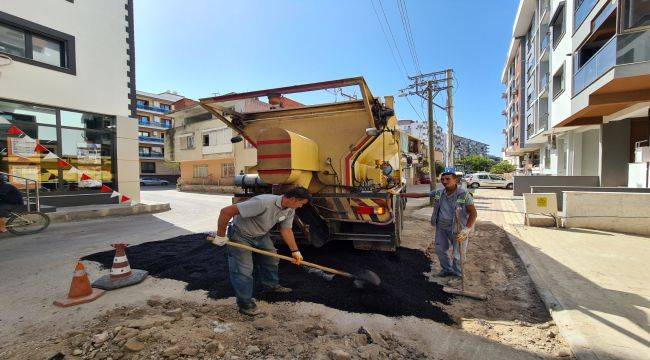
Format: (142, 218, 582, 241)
(211, 234, 228, 246)
(291, 251, 303, 265)
(456, 228, 471, 242)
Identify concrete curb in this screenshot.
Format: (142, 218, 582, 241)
(48, 203, 171, 224)
(501, 225, 597, 360)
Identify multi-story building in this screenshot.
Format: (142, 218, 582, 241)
(165, 98, 269, 186)
(453, 135, 490, 159)
(397, 119, 446, 161)
(0, 1, 140, 206)
(136, 91, 183, 182)
(503, 0, 650, 185)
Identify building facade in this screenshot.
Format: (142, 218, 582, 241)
(0, 1, 140, 206)
(136, 91, 183, 182)
(503, 0, 650, 185)
(453, 135, 490, 159)
(165, 99, 268, 186)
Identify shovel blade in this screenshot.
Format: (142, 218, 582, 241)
(353, 269, 381, 287)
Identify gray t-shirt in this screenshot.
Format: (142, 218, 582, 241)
(432, 188, 474, 230)
(232, 194, 295, 238)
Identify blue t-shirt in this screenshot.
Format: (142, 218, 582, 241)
(0, 183, 23, 205)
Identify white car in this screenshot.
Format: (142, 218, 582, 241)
(466, 173, 513, 189)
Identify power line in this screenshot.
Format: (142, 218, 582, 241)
(376, 0, 410, 76)
(396, 0, 421, 74)
(369, 0, 408, 78)
(405, 95, 424, 121)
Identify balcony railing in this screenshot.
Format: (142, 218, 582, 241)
(617, 30, 650, 66)
(574, 0, 598, 31)
(139, 152, 164, 158)
(136, 103, 171, 114)
(540, 34, 549, 54)
(573, 36, 616, 96)
(139, 119, 172, 129)
(138, 136, 165, 143)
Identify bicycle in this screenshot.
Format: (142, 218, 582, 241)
(6, 210, 50, 235)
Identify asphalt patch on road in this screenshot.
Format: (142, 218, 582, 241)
(83, 234, 454, 324)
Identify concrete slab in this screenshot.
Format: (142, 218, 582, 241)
(48, 202, 170, 223)
(476, 189, 650, 360)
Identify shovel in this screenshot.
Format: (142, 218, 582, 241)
(206, 235, 381, 288)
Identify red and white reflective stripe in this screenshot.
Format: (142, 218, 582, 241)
(113, 255, 128, 263)
(111, 266, 132, 275)
(73, 270, 86, 277)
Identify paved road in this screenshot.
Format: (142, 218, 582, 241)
(0, 188, 232, 346)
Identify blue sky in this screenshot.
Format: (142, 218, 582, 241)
(134, 1, 518, 156)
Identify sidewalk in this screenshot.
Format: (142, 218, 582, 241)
(47, 201, 170, 223)
(454, 189, 650, 360)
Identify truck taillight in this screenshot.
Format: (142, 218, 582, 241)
(354, 206, 386, 215)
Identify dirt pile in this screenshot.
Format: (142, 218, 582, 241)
(3, 299, 431, 360)
(83, 234, 453, 324)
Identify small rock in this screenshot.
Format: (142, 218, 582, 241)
(124, 338, 145, 352)
(359, 344, 381, 360)
(113, 326, 122, 333)
(199, 305, 211, 314)
(68, 334, 86, 348)
(206, 341, 224, 353)
(328, 349, 351, 360)
(252, 316, 278, 330)
(126, 315, 173, 330)
(293, 344, 304, 354)
(163, 345, 181, 356)
(113, 328, 138, 343)
(547, 330, 556, 339)
(537, 322, 552, 329)
(245, 345, 260, 356)
(304, 323, 327, 336)
(181, 347, 199, 356)
(147, 296, 163, 307)
(73, 349, 83, 356)
(195, 327, 215, 339)
(557, 350, 571, 357)
(92, 332, 110, 346)
(164, 308, 183, 321)
(95, 351, 109, 360)
(357, 327, 387, 347)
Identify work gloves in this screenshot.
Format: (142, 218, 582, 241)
(455, 228, 471, 242)
(291, 251, 303, 266)
(210, 233, 228, 246)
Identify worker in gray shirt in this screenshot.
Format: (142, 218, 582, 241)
(401, 171, 477, 278)
(212, 187, 311, 316)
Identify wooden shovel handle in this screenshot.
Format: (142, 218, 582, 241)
(212, 238, 352, 278)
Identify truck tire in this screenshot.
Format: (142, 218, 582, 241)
(471, 182, 480, 188)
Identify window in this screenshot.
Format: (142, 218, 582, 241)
(551, 3, 566, 48)
(139, 147, 151, 156)
(489, 175, 506, 181)
(0, 12, 75, 74)
(60, 110, 114, 129)
(139, 115, 150, 123)
(193, 165, 208, 178)
(222, 163, 235, 178)
(203, 133, 210, 146)
(141, 162, 155, 174)
(621, 0, 650, 30)
(139, 131, 150, 137)
(187, 135, 194, 149)
(161, 119, 172, 127)
(137, 99, 149, 107)
(552, 64, 565, 99)
(181, 135, 195, 149)
(544, 147, 551, 169)
(478, 174, 488, 180)
(160, 104, 171, 112)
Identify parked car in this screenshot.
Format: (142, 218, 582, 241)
(466, 172, 513, 189)
(140, 178, 170, 186)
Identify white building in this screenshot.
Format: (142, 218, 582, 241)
(503, 0, 650, 185)
(0, 1, 140, 206)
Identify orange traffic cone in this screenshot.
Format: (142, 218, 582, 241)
(54, 262, 104, 307)
(92, 243, 148, 290)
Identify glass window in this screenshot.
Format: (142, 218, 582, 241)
(622, 0, 650, 30)
(203, 133, 210, 146)
(137, 99, 148, 106)
(187, 135, 195, 149)
(193, 165, 208, 178)
(551, 4, 565, 48)
(160, 104, 171, 111)
(222, 163, 235, 177)
(31, 35, 62, 67)
(0, 100, 56, 125)
(139, 115, 149, 123)
(141, 162, 155, 174)
(0, 23, 25, 57)
(60, 110, 114, 129)
(139, 131, 150, 137)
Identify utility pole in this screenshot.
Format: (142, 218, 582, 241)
(446, 69, 454, 167)
(399, 69, 455, 204)
(426, 81, 436, 201)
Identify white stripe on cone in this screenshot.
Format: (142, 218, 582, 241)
(111, 266, 132, 275)
(73, 270, 85, 277)
(113, 255, 127, 263)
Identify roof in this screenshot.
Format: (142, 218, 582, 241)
(136, 90, 184, 102)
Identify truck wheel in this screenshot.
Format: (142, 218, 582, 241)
(506, 183, 513, 189)
(471, 182, 480, 188)
(393, 195, 403, 247)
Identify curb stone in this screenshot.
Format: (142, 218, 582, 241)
(48, 203, 171, 223)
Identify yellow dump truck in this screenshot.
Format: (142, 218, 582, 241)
(200, 77, 407, 251)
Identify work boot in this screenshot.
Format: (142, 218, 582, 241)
(260, 285, 292, 294)
(238, 302, 264, 317)
(446, 276, 462, 288)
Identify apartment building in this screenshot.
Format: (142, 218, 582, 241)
(503, 0, 650, 185)
(453, 135, 490, 159)
(165, 99, 269, 185)
(0, 1, 140, 206)
(136, 90, 183, 182)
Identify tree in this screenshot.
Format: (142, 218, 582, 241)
(456, 155, 496, 173)
(491, 161, 516, 174)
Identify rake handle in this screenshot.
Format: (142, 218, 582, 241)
(208, 237, 352, 278)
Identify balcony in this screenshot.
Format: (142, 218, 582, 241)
(540, 34, 549, 56)
(539, 73, 550, 96)
(136, 103, 171, 114)
(139, 152, 164, 159)
(138, 136, 165, 143)
(573, 31, 650, 96)
(574, 0, 598, 31)
(139, 119, 172, 129)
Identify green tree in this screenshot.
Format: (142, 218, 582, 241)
(490, 161, 516, 174)
(456, 155, 496, 173)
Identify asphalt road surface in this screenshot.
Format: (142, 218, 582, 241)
(0, 188, 232, 346)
